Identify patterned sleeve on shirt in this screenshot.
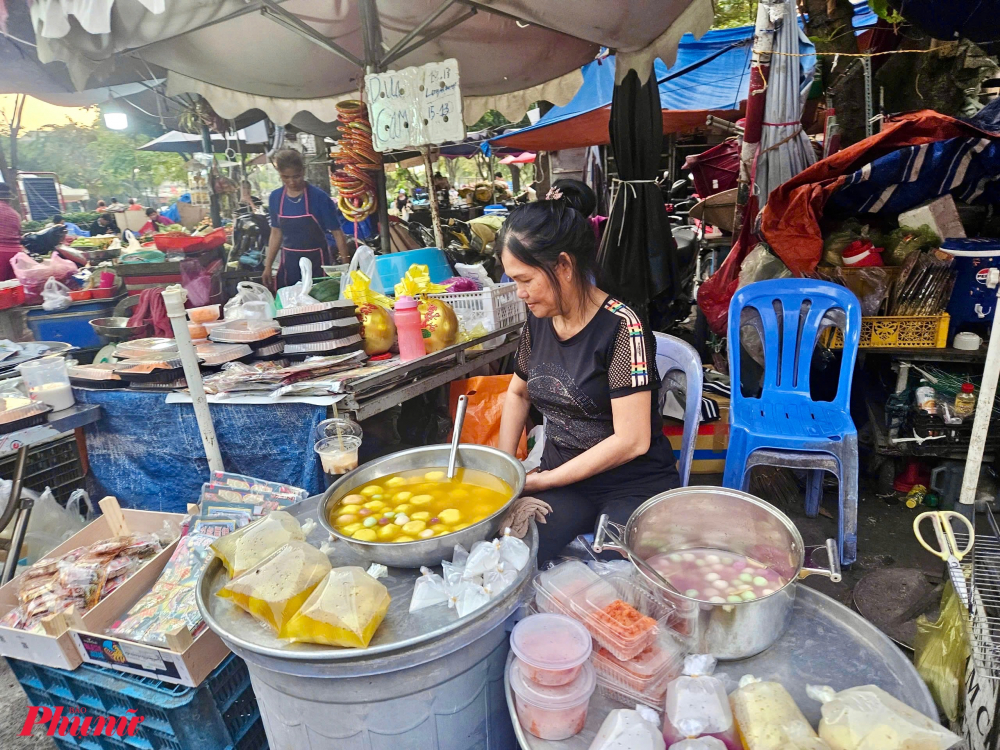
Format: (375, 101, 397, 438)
(514, 320, 532, 380)
(605, 298, 651, 396)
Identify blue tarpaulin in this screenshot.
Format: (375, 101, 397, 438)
(825, 136, 1000, 218)
(76, 389, 326, 512)
(489, 24, 801, 152)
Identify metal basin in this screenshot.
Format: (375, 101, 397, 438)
(596, 486, 840, 659)
(89, 317, 150, 341)
(319, 444, 525, 568)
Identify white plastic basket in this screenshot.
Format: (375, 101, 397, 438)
(428, 282, 526, 349)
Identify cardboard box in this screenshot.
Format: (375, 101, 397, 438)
(71, 538, 229, 687)
(0, 508, 183, 670)
(663, 395, 730, 474)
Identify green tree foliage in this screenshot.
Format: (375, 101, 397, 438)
(0, 120, 186, 202)
(712, 0, 757, 29)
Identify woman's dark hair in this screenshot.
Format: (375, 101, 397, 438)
(497, 200, 603, 312)
(274, 148, 305, 172)
(552, 178, 596, 218)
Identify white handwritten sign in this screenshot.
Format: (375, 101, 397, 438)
(364, 59, 465, 152)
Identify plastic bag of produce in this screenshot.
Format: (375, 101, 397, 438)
(730, 676, 830, 750)
(913, 582, 969, 723)
(210, 511, 306, 577)
(41, 277, 71, 311)
(590, 704, 665, 750)
(409, 566, 449, 613)
(883, 225, 940, 267)
(738, 244, 792, 289)
(463, 539, 501, 580)
(807, 684, 960, 750)
(662, 655, 738, 747)
(499, 527, 530, 571)
(281, 566, 390, 647)
(669, 739, 728, 749)
(217, 540, 331, 632)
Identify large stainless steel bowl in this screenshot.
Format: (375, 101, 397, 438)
(595, 486, 840, 659)
(319, 444, 526, 568)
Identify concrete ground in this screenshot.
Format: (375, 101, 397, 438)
(0, 473, 947, 749)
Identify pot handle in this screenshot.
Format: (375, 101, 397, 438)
(800, 538, 842, 583)
(592, 514, 627, 557)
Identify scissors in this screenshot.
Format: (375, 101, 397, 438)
(913, 510, 975, 609)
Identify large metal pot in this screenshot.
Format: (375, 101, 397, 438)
(319, 444, 525, 568)
(594, 486, 841, 660)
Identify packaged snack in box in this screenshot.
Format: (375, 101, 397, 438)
(210, 511, 306, 577)
(107, 534, 216, 648)
(282, 566, 390, 647)
(569, 573, 663, 661)
(217, 540, 331, 632)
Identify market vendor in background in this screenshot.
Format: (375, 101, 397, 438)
(0, 183, 22, 281)
(50, 214, 87, 238)
(262, 148, 350, 289)
(497, 201, 678, 562)
(89, 212, 118, 236)
(140, 207, 174, 234)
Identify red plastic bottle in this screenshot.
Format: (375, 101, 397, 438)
(395, 295, 426, 362)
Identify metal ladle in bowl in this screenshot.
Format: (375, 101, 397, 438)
(593, 513, 684, 596)
(447, 395, 469, 479)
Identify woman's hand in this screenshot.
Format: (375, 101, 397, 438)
(523, 471, 552, 494)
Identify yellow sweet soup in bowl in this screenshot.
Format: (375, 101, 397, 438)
(330, 468, 512, 543)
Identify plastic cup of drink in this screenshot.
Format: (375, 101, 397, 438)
(313, 417, 363, 445)
(315, 436, 362, 475)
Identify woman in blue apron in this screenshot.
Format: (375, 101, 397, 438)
(263, 149, 350, 290)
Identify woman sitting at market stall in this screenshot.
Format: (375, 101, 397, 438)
(0, 184, 22, 281)
(140, 207, 174, 234)
(88, 212, 117, 237)
(497, 201, 678, 562)
(262, 149, 350, 289)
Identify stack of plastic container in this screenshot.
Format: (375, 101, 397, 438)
(533, 561, 688, 712)
(275, 299, 363, 361)
(68, 363, 124, 390)
(507, 613, 597, 741)
(207, 319, 282, 364)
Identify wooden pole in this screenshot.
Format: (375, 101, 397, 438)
(732, 0, 777, 242)
(422, 147, 445, 249)
(200, 123, 223, 228)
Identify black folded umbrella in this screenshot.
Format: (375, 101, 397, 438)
(598, 68, 679, 323)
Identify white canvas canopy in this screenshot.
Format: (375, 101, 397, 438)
(27, 0, 714, 127)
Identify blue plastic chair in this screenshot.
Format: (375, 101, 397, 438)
(654, 332, 703, 487)
(722, 279, 862, 565)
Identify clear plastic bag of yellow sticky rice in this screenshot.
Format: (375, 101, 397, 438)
(211, 511, 306, 577)
(281, 566, 391, 648)
(217, 540, 331, 632)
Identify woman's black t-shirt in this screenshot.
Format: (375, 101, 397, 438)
(514, 296, 678, 490)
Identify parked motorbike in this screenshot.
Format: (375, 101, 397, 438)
(20, 224, 68, 255)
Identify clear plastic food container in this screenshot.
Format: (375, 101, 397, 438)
(188, 304, 221, 323)
(533, 560, 605, 616)
(281, 318, 360, 336)
(569, 573, 666, 661)
(508, 658, 596, 741)
(510, 613, 593, 687)
(208, 319, 280, 343)
(254, 340, 286, 357)
(188, 322, 208, 340)
(115, 338, 178, 358)
(195, 342, 252, 366)
(275, 299, 356, 319)
(283, 334, 363, 354)
(593, 628, 685, 705)
(68, 363, 122, 381)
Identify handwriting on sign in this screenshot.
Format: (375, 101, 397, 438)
(365, 59, 465, 152)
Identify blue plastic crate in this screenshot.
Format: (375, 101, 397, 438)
(9, 654, 267, 750)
